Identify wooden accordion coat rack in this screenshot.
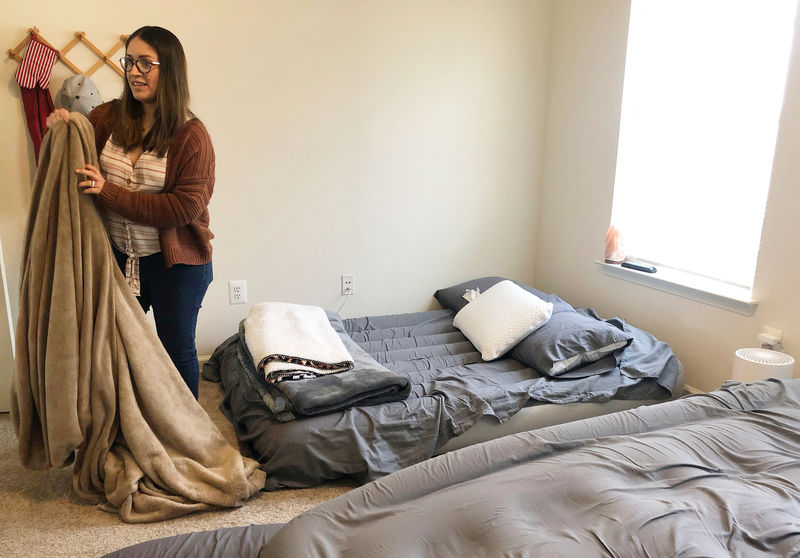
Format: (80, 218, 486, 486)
(8, 27, 128, 77)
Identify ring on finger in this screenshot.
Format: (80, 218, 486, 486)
(91, 180, 96, 188)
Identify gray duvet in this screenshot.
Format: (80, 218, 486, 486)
(204, 309, 679, 490)
(259, 379, 800, 557)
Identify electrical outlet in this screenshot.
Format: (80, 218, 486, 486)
(341, 274, 354, 295)
(228, 280, 247, 305)
(758, 325, 783, 348)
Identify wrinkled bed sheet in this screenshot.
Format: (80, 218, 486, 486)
(260, 379, 800, 557)
(204, 309, 680, 489)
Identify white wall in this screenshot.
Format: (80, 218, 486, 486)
(1, 0, 552, 406)
(0, 235, 13, 411)
(537, 0, 800, 392)
(12, 1, 790, 400)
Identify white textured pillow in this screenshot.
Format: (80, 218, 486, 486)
(453, 280, 554, 361)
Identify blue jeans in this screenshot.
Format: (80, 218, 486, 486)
(113, 247, 212, 399)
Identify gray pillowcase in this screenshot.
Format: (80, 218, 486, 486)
(434, 277, 632, 376)
(434, 276, 573, 314)
(510, 310, 632, 377)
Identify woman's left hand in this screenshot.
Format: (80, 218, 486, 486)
(75, 164, 105, 195)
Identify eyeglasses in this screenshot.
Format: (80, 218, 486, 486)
(119, 57, 160, 74)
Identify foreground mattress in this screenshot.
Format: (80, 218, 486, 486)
(109, 379, 800, 557)
(204, 306, 681, 490)
(258, 378, 800, 557)
(104, 524, 284, 558)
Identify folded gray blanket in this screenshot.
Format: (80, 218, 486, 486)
(204, 312, 410, 422)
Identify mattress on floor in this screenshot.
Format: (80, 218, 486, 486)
(204, 308, 682, 490)
(111, 380, 799, 558)
(258, 378, 800, 557)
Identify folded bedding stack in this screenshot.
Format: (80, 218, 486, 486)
(244, 302, 355, 383)
(209, 302, 412, 422)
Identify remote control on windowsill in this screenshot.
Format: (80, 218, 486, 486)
(621, 260, 657, 273)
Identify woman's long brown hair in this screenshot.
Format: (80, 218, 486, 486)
(113, 26, 193, 158)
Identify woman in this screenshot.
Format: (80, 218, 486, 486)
(47, 26, 214, 398)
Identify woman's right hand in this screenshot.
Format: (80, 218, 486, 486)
(45, 109, 70, 129)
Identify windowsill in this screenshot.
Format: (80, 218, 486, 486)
(595, 261, 758, 316)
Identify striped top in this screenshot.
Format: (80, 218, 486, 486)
(88, 101, 216, 267)
(99, 137, 168, 293)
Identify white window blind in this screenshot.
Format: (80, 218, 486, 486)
(610, 0, 797, 290)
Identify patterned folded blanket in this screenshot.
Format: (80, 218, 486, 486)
(203, 314, 411, 422)
(244, 302, 354, 383)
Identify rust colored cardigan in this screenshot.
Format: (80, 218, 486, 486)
(87, 101, 215, 267)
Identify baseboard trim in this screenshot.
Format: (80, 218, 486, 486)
(682, 383, 703, 395)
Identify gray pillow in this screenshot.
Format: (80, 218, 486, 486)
(434, 276, 573, 314)
(434, 277, 632, 376)
(510, 310, 632, 377)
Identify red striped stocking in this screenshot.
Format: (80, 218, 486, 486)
(16, 36, 59, 163)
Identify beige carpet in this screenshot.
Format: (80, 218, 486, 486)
(0, 378, 356, 557)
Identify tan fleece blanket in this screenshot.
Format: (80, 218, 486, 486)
(11, 112, 265, 523)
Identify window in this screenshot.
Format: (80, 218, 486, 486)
(610, 0, 797, 293)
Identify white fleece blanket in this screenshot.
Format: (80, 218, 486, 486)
(244, 302, 354, 383)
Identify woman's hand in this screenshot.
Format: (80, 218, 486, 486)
(75, 164, 106, 195)
(45, 109, 70, 129)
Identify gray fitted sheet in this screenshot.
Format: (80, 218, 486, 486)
(260, 379, 800, 557)
(204, 309, 681, 490)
